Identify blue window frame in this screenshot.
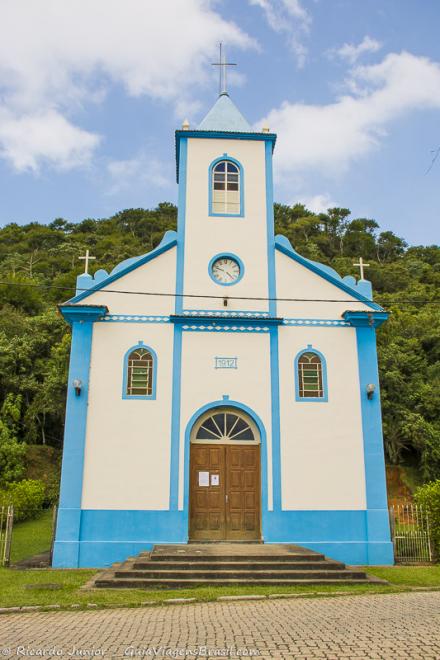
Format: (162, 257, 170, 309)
(294, 345, 328, 402)
(209, 155, 244, 217)
(122, 342, 157, 400)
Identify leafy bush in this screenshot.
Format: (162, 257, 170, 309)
(0, 393, 26, 486)
(414, 480, 440, 558)
(0, 479, 46, 522)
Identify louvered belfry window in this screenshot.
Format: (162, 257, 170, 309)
(298, 352, 324, 398)
(127, 348, 153, 396)
(212, 160, 240, 214)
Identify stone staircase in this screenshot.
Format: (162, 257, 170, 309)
(93, 544, 383, 588)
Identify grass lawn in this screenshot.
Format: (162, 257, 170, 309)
(10, 509, 54, 564)
(0, 565, 439, 610)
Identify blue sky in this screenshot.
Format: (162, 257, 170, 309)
(0, 0, 439, 245)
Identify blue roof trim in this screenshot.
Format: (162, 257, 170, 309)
(67, 230, 178, 304)
(274, 235, 382, 311)
(175, 130, 277, 183)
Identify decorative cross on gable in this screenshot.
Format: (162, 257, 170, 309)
(78, 249, 96, 274)
(353, 257, 370, 280)
(212, 42, 236, 96)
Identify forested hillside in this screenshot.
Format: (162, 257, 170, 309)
(0, 203, 439, 483)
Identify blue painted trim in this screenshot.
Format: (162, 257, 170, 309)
(265, 141, 277, 317)
(171, 315, 282, 327)
(269, 327, 281, 511)
(275, 236, 382, 311)
(169, 325, 183, 510)
(52, 319, 95, 568)
(283, 318, 350, 327)
(294, 344, 329, 402)
(58, 305, 108, 323)
(54, 509, 393, 567)
(178, 324, 271, 333)
(355, 324, 391, 546)
(182, 310, 270, 318)
(356, 327, 388, 509)
(208, 252, 245, 287)
(121, 341, 157, 400)
(66, 233, 177, 305)
(343, 310, 389, 328)
(208, 155, 244, 218)
(99, 314, 169, 324)
(182, 400, 269, 519)
(176, 130, 276, 182)
(175, 137, 188, 314)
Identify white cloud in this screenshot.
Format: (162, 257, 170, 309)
(106, 153, 171, 195)
(300, 194, 338, 213)
(258, 52, 440, 180)
(0, 109, 100, 172)
(0, 0, 254, 172)
(248, 0, 311, 68)
(329, 36, 382, 64)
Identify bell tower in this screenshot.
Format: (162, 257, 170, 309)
(174, 91, 277, 317)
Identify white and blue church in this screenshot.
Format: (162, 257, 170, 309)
(52, 87, 393, 568)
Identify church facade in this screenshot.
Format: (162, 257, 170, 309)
(52, 92, 393, 568)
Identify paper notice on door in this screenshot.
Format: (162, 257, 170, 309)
(211, 474, 219, 486)
(198, 471, 209, 487)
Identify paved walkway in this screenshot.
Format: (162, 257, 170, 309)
(1, 591, 440, 658)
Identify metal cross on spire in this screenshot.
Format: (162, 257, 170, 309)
(212, 42, 236, 96)
(353, 257, 370, 280)
(78, 249, 96, 275)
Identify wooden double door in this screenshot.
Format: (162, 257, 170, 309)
(189, 444, 261, 541)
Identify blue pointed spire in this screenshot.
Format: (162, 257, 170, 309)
(198, 93, 252, 132)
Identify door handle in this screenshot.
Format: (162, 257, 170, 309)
(225, 494, 228, 503)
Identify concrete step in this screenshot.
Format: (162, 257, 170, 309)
(92, 544, 381, 589)
(148, 553, 327, 563)
(131, 560, 346, 572)
(113, 569, 367, 580)
(94, 576, 375, 588)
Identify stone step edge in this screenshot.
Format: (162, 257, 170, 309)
(95, 576, 376, 589)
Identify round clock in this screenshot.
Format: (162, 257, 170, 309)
(209, 254, 243, 286)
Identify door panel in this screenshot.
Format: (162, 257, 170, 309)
(189, 444, 226, 540)
(189, 444, 260, 541)
(225, 445, 260, 540)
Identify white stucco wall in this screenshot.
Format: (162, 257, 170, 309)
(83, 247, 176, 316)
(278, 325, 366, 510)
(81, 322, 174, 509)
(275, 250, 372, 319)
(178, 330, 273, 509)
(182, 138, 269, 313)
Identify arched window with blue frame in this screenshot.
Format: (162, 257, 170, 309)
(295, 345, 328, 402)
(209, 156, 244, 217)
(122, 342, 157, 400)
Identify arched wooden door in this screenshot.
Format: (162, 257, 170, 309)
(189, 407, 261, 541)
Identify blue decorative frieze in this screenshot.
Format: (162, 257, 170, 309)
(283, 318, 350, 327)
(182, 324, 270, 333)
(182, 310, 270, 318)
(215, 357, 238, 369)
(99, 314, 170, 323)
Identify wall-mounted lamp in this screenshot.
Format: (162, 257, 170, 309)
(73, 379, 82, 396)
(366, 383, 376, 399)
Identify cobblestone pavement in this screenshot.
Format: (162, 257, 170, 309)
(1, 591, 440, 659)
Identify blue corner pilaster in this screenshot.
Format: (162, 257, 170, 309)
(269, 327, 281, 512)
(345, 310, 394, 564)
(52, 305, 107, 568)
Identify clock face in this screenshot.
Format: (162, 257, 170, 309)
(211, 256, 241, 285)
